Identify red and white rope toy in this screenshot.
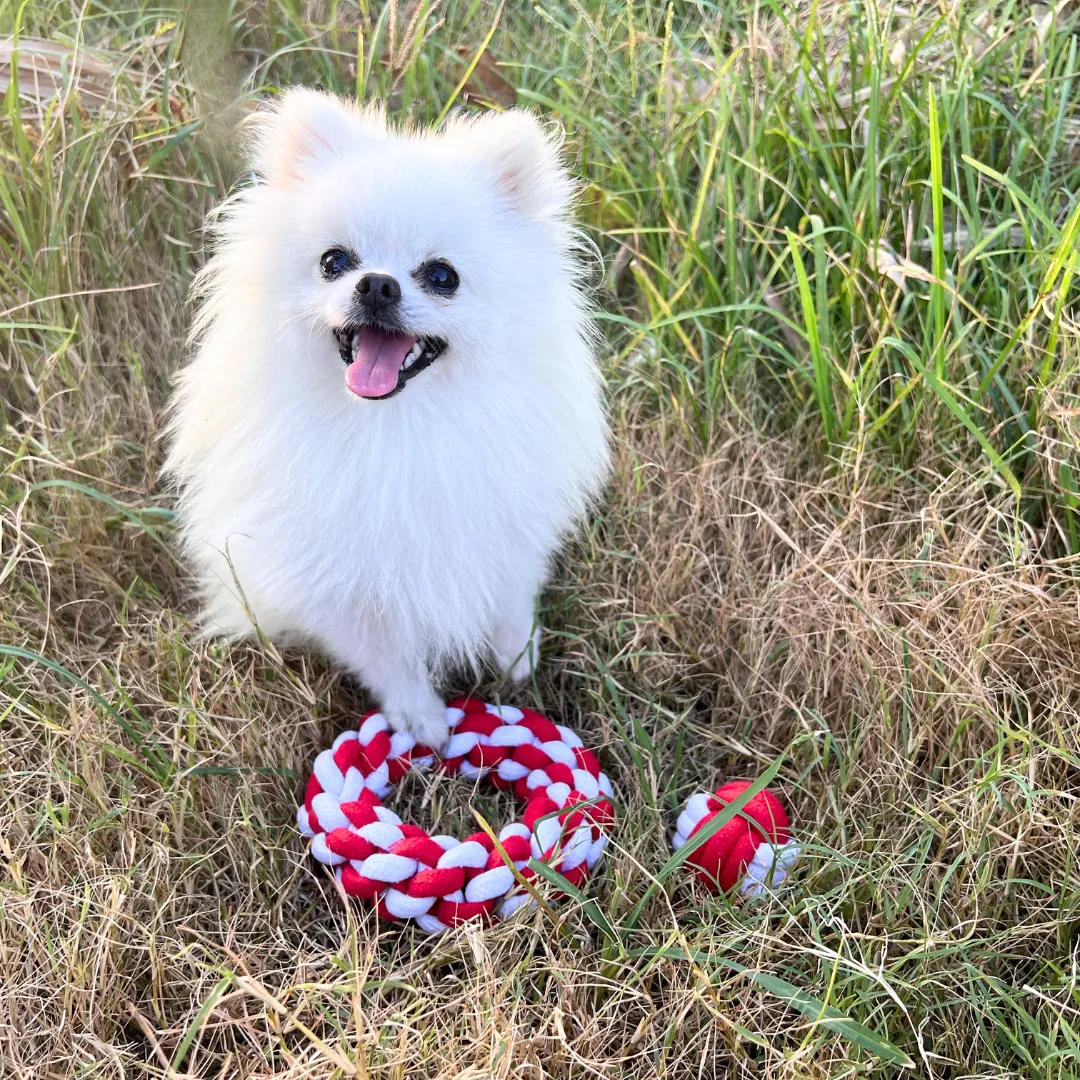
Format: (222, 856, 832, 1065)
(673, 779, 800, 895)
(297, 698, 615, 933)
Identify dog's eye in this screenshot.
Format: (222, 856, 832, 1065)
(320, 248, 355, 280)
(421, 261, 459, 294)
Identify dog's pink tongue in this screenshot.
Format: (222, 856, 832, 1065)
(345, 327, 418, 398)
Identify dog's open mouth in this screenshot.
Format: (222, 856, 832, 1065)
(333, 325, 447, 400)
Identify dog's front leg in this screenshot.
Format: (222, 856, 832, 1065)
(322, 619, 449, 750)
(492, 574, 544, 683)
(365, 662, 449, 750)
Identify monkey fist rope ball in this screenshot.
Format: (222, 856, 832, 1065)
(297, 698, 615, 934)
(673, 780, 801, 895)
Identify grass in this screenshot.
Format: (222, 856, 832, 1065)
(2, 0, 1080, 1075)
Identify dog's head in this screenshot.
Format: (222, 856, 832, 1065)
(239, 90, 577, 401)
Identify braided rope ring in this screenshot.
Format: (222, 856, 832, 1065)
(297, 698, 615, 933)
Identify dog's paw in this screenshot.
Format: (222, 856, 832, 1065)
(384, 701, 450, 752)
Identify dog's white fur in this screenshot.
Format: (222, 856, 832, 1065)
(165, 90, 609, 747)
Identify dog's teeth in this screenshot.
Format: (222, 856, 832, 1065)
(403, 341, 423, 369)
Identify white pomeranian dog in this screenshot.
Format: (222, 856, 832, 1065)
(165, 90, 609, 748)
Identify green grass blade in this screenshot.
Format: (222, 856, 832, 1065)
(631, 946, 914, 1066)
(885, 337, 1021, 498)
(786, 229, 834, 442)
(435, 1, 505, 124)
(927, 84, 947, 380)
(527, 858, 622, 946)
(168, 975, 231, 1074)
(960, 154, 1057, 237)
(27, 479, 176, 550)
(0, 645, 170, 781)
(976, 196, 1080, 397)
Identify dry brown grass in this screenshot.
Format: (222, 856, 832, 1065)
(5, 399, 1079, 1075)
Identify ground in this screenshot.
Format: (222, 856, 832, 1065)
(2, 1, 1080, 1077)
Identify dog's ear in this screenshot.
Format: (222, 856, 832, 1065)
(451, 109, 573, 220)
(249, 89, 385, 186)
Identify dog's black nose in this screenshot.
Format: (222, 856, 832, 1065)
(356, 273, 401, 315)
